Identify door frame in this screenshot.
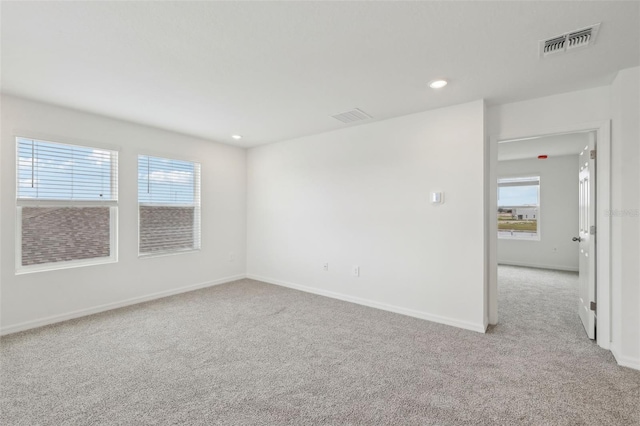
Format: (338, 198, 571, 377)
(488, 120, 611, 350)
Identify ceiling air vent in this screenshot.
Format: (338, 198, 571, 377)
(331, 108, 372, 124)
(567, 28, 594, 50)
(539, 23, 600, 58)
(543, 36, 566, 55)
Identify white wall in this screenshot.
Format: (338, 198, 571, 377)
(497, 155, 579, 271)
(3, 78, 636, 369)
(610, 67, 640, 369)
(488, 86, 611, 327)
(0, 95, 247, 333)
(489, 86, 611, 138)
(247, 100, 488, 332)
(489, 77, 640, 370)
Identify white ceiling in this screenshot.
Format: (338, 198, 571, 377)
(498, 132, 591, 161)
(2, 2, 638, 147)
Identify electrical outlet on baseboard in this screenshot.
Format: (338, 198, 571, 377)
(352, 265, 360, 277)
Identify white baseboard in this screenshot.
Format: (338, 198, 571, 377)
(247, 274, 486, 333)
(1, 274, 246, 336)
(610, 344, 640, 371)
(498, 261, 578, 272)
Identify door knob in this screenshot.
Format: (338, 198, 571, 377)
(572, 236, 582, 242)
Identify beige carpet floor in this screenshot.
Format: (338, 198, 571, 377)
(1, 266, 639, 425)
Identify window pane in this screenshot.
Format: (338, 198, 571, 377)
(21, 207, 111, 266)
(138, 155, 201, 255)
(17, 138, 117, 201)
(498, 186, 538, 206)
(138, 156, 195, 204)
(139, 206, 195, 254)
(16, 137, 118, 270)
(498, 177, 540, 239)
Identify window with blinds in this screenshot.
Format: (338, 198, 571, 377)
(138, 155, 201, 256)
(16, 137, 118, 271)
(497, 176, 540, 240)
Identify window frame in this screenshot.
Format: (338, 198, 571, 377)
(497, 175, 541, 241)
(137, 154, 201, 258)
(15, 136, 119, 274)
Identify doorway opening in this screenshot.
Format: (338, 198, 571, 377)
(488, 122, 611, 350)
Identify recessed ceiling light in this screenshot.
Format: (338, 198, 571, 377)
(429, 79, 448, 89)
(231, 134, 242, 140)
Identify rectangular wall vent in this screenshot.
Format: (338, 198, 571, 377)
(543, 36, 566, 55)
(331, 108, 372, 124)
(567, 28, 594, 50)
(539, 23, 600, 58)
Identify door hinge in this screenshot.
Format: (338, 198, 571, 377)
(590, 225, 596, 235)
(590, 150, 597, 160)
(590, 301, 597, 311)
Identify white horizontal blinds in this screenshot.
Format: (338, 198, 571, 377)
(498, 176, 540, 188)
(17, 137, 118, 203)
(138, 155, 201, 255)
(16, 137, 118, 269)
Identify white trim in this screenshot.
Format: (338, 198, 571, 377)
(610, 344, 640, 371)
(13, 130, 121, 153)
(193, 162, 202, 250)
(138, 202, 196, 208)
(138, 248, 201, 259)
(594, 121, 611, 350)
(15, 206, 22, 270)
(110, 205, 118, 262)
(17, 199, 118, 207)
(498, 261, 578, 272)
(16, 255, 117, 275)
(0, 274, 246, 336)
(489, 120, 612, 351)
(498, 234, 540, 241)
(247, 274, 487, 333)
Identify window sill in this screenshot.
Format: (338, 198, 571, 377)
(498, 235, 541, 242)
(138, 248, 201, 259)
(16, 256, 117, 275)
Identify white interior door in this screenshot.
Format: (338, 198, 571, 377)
(576, 138, 596, 339)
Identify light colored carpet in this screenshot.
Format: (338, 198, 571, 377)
(1, 266, 639, 425)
